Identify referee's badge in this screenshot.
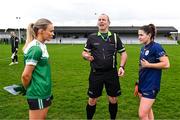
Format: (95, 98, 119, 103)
(145, 50, 149, 56)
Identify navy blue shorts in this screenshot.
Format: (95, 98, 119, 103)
(27, 95, 53, 110)
(139, 90, 159, 99)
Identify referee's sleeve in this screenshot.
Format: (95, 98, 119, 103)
(84, 37, 92, 52)
(116, 34, 126, 53)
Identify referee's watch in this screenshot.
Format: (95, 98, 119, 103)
(120, 65, 125, 70)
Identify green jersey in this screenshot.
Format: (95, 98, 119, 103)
(23, 39, 52, 99)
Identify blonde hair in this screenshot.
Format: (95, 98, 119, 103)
(23, 18, 52, 51)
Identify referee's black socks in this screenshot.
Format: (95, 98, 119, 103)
(109, 102, 118, 120)
(86, 104, 96, 120)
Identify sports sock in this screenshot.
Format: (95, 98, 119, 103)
(86, 104, 96, 120)
(109, 102, 118, 120)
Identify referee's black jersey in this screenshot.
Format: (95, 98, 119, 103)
(10, 36, 19, 52)
(84, 31, 125, 70)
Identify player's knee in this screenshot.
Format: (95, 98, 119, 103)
(88, 98, 97, 106)
(108, 96, 117, 104)
(139, 111, 147, 120)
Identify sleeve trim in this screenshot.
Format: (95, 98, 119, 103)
(118, 48, 126, 53)
(84, 48, 91, 52)
(26, 59, 37, 66)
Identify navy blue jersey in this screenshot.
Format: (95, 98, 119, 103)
(139, 41, 166, 92)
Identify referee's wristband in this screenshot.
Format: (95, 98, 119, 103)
(120, 65, 125, 70)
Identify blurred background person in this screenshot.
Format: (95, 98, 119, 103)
(9, 31, 19, 65)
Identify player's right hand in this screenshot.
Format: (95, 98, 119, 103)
(134, 84, 138, 96)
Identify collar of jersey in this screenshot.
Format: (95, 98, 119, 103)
(97, 31, 112, 41)
(144, 41, 154, 49)
(97, 31, 112, 37)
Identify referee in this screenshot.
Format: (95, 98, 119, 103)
(82, 13, 127, 119)
(9, 31, 19, 65)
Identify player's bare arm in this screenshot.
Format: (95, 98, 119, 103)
(21, 65, 35, 88)
(141, 56, 170, 69)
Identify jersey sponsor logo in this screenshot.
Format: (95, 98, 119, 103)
(145, 50, 149, 56)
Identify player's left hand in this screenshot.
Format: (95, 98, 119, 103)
(141, 59, 150, 68)
(13, 84, 26, 96)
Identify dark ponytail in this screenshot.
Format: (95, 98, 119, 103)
(140, 24, 157, 41)
(148, 24, 156, 40)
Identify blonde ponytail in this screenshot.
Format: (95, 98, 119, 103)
(22, 18, 52, 51)
(22, 23, 35, 51)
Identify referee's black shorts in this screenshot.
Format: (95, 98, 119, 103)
(87, 68, 121, 98)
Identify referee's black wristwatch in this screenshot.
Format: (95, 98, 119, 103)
(120, 65, 125, 70)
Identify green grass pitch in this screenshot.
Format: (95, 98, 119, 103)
(0, 44, 180, 119)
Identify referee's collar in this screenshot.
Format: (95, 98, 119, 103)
(97, 31, 112, 36)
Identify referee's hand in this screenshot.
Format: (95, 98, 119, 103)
(118, 67, 124, 76)
(82, 51, 94, 62)
(86, 55, 94, 62)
